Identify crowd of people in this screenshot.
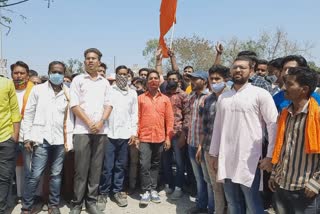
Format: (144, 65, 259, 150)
(0, 45, 320, 214)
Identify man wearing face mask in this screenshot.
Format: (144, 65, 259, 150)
(21, 61, 72, 214)
(162, 71, 190, 200)
(137, 69, 174, 206)
(97, 65, 138, 210)
(203, 65, 230, 214)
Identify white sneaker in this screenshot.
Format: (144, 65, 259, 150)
(170, 189, 183, 200)
(139, 191, 151, 205)
(150, 190, 161, 203)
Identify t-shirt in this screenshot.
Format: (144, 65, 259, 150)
(16, 89, 26, 113)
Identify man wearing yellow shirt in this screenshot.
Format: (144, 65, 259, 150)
(0, 76, 21, 213)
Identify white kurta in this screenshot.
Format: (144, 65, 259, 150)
(209, 83, 278, 187)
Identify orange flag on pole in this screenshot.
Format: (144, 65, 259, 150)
(159, 0, 177, 58)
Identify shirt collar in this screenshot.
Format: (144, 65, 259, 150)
(146, 90, 162, 97)
(83, 72, 103, 81)
(287, 100, 309, 115)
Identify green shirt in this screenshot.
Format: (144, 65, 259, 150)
(0, 76, 21, 142)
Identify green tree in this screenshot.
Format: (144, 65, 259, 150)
(142, 39, 159, 67)
(64, 58, 84, 75)
(308, 61, 320, 73)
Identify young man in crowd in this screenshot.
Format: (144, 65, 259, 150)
(267, 57, 283, 95)
(269, 67, 320, 213)
(162, 71, 190, 199)
(21, 61, 70, 214)
(69, 48, 113, 214)
(0, 75, 21, 213)
(203, 65, 230, 214)
(186, 71, 214, 214)
(97, 62, 107, 78)
(255, 59, 269, 77)
(209, 56, 278, 214)
(97, 65, 138, 210)
(137, 69, 174, 206)
(138, 68, 149, 79)
(273, 55, 320, 112)
(10, 61, 34, 202)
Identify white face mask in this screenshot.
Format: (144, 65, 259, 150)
(211, 82, 225, 93)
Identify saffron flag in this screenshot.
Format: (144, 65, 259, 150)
(159, 0, 177, 58)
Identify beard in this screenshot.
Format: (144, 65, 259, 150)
(232, 76, 248, 85)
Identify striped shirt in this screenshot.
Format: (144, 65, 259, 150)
(187, 91, 209, 147)
(271, 102, 320, 193)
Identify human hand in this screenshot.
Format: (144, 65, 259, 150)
(215, 42, 224, 54)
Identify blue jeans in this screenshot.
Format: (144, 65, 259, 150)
(223, 168, 264, 214)
(162, 136, 185, 189)
(22, 142, 65, 210)
(274, 186, 320, 214)
(188, 146, 215, 213)
(99, 138, 128, 195)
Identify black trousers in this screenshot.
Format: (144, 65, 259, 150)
(72, 134, 106, 207)
(0, 138, 17, 214)
(139, 142, 163, 192)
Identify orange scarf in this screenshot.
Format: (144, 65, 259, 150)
(272, 97, 320, 164)
(21, 81, 34, 118)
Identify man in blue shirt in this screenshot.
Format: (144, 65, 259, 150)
(273, 55, 320, 112)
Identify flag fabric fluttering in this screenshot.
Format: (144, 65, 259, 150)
(159, 0, 177, 58)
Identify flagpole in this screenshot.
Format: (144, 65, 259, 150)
(169, 21, 175, 50)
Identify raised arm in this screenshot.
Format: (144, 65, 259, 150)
(213, 42, 223, 66)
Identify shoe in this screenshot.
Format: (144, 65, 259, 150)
(164, 184, 173, 194)
(139, 191, 151, 205)
(69, 207, 81, 214)
(42, 204, 49, 211)
(96, 195, 107, 211)
(150, 190, 161, 203)
(48, 206, 61, 214)
(170, 189, 183, 200)
(187, 206, 208, 214)
(113, 192, 128, 207)
(86, 204, 103, 214)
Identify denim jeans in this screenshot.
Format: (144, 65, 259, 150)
(99, 138, 129, 195)
(274, 186, 320, 214)
(139, 143, 163, 192)
(188, 146, 215, 213)
(162, 136, 185, 189)
(0, 138, 17, 213)
(223, 168, 264, 214)
(22, 142, 65, 210)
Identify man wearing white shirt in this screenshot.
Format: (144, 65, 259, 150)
(70, 48, 112, 214)
(97, 65, 138, 210)
(21, 61, 69, 214)
(209, 56, 278, 214)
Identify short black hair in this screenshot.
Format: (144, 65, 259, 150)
(208, 65, 230, 79)
(84, 48, 103, 60)
(167, 71, 182, 80)
(268, 58, 283, 69)
(256, 59, 268, 65)
(29, 69, 38, 77)
(233, 56, 255, 69)
(10, 61, 29, 74)
(115, 65, 128, 74)
(183, 66, 193, 72)
(281, 55, 308, 69)
(48, 61, 66, 73)
(100, 62, 107, 70)
(287, 67, 318, 97)
(139, 68, 149, 75)
(146, 69, 160, 79)
(237, 51, 258, 65)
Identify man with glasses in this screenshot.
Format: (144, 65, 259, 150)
(209, 56, 278, 214)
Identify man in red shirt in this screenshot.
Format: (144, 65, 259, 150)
(136, 69, 174, 206)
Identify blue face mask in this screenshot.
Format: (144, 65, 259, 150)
(211, 82, 225, 93)
(49, 73, 64, 85)
(226, 80, 234, 88)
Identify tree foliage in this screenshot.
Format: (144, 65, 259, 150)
(143, 29, 315, 72)
(63, 58, 84, 75)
